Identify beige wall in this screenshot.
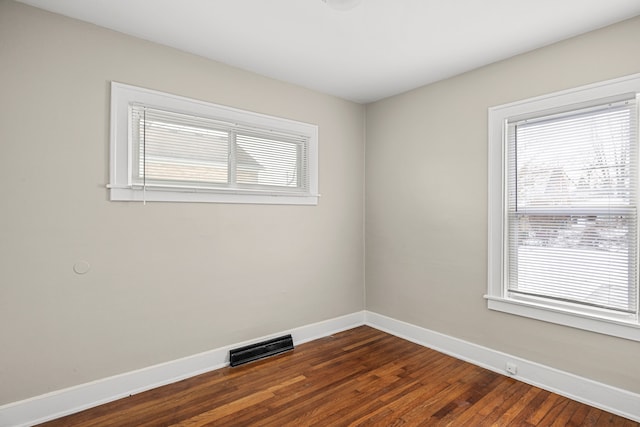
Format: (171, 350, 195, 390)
(0, 1, 365, 404)
(366, 16, 640, 394)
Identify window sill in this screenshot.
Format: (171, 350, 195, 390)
(108, 186, 319, 205)
(485, 295, 640, 342)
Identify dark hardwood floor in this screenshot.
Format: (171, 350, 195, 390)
(39, 326, 638, 426)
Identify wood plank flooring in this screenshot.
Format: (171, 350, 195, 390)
(38, 326, 638, 426)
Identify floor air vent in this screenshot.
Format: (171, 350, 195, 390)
(229, 334, 294, 367)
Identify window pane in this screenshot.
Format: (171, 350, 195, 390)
(132, 106, 229, 186)
(508, 212, 637, 313)
(513, 105, 635, 209)
(235, 133, 305, 189)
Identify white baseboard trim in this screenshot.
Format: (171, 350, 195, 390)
(0, 311, 365, 427)
(364, 311, 640, 423)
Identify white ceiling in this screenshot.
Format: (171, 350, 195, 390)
(15, 0, 640, 103)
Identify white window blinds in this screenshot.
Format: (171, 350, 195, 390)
(131, 105, 310, 194)
(506, 98, 638, 315)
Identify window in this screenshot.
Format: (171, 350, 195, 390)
(109, 82, 318, 205)
(487, 74, 640, 341)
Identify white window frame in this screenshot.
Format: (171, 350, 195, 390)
(109, 82, 319, 205)
(487, 73, 640, 341)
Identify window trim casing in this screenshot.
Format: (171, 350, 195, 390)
(109, 82, 319, 205)
(487, 73, 640, 342)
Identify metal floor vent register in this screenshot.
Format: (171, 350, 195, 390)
(229, 334, 294, 367)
